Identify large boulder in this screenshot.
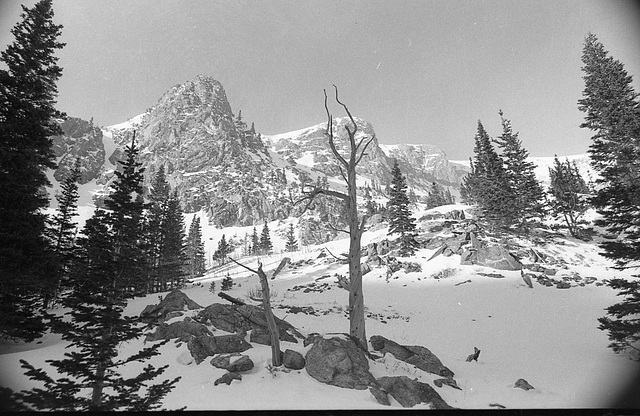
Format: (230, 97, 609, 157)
(196, 303, 303, 343)
(283, 349, 306, 370)
(460, 245, 522, 271)
(140, 290, 202, 325)
(305, 336, 376, 390)
(187, 333, 252, 364)
(370, 335, 454, 378)
(145, 320, 213, 342)
(377, 376, 451, 409)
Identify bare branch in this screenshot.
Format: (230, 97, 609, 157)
(333, 84, 358, 136)
(293, 185, 349, 215)
(326, 221, 350, 235)
(228, 256, 259, 275)
(355, 136, 376, 166)
(324, 246, 348, 262)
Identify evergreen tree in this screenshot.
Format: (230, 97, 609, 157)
(387, 159, 419, 256)
(548, 156, 590, 239)
(578, 34, 640, 353)
(250, 227, 259, 256)
(158, 191, 186, 290)
(104, 134, 147, 296)
(260, 222, 273, 255)
(145, 166, 170, 292)
(425, 182, 447, 209)
(285, 223, 299, 252)
(185, 216, 206, 279)
(494, 110, 545, 230)
(46, 158, 82, 307)
(221, 274, 233, 291)
(0, 0, 65, 341)
(460, 121, 513, 229)
(213, 234, 231, 265)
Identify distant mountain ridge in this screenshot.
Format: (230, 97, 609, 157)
(48, 74, 594, 228)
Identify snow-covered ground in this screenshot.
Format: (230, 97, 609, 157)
(1, 205, 639, 410)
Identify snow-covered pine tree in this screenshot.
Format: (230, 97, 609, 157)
(494, 110, 545, 230)
(387, 159, 419, 256)
(285, 223, 299, 252)
(548, 156, 590, 239)
(0, 0, 65, 342)
(578, 33, 640, 354)
(8, 137, 180, 411)
(260, 222, 273, 255)
(46, 158, 82, 308)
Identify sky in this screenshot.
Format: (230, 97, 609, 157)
(1, 0, 639, 160)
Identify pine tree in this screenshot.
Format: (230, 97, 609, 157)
(425, 182, 447, 209)
(221, 274, 233, 291)
(250, 227, 259, 256)
(285, 223, 299, 252)
(461, 121, 513, 230)
(0, 0, 65, 342)
(259, 222, 273, 255)
(185, 216, 206, 279)
(145, 166, 171, 293)
(213, 234, 231, 265)
(578, 33, 640, 354)
(494, 110, 545, 230)
(387, 159, 419, 256)
(46, 158, 82, 307)
(7, 142, 180, 410)
(548, 156, 590, 239)
(158, 191, 186, 290)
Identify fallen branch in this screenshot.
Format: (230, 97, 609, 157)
(218, 292, 246, 306)
(455, 279, 472, 287)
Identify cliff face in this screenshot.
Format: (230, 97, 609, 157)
(52, 117, 105, 184)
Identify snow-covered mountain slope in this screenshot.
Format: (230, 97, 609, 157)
(2, 206, 638, 410)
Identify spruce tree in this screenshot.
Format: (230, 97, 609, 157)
(494, 110, 544, 230)
(260, 222, 273, 255)
(213, 234, 230, 265)
(387, 159, 419, 256)
(285, 223, 299, 252)
(46, 158, 82, 307)
(578, 33, 640, 354)
(145, 166, 170, 292)
(185, 216, 205, 279)
(548, 156, 590, 239)
(158, 191, 186, 290)
(425, 182, 447, 209)
(0, 0, 65, 341)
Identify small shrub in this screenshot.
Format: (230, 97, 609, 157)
(430, 268, 458, 280)
(221, 274, 233, 291)
(245, 285, 278, 300)
(209, 280, 216, 294)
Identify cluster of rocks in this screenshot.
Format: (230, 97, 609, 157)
(521, 269, 599, 289)
(287, 281, 334, 293)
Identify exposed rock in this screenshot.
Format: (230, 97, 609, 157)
(556, 282, 571, 289)
(369, 386, 391, 406)
(52, 117, 105, 184)
(433, 378, 462, 390)
(514, 378, 535, 391)
(283, 349, 306, 370)
(376, 376, 451, 409)
(369, 335, 454, 378)
(140, 290, 202, 325)
(210, 353, 254, 372)
(305, 336, 376, 390)
(145, 320, 213, 342)
(187, 333, 252, 364)
(304, 333, 322, 347)
(444, 209, 465, 220)
(196, 303, 303, 343)
(465, 347, 481, 362)
(214, 372, 242, 386)
(461, 245, 522, 271)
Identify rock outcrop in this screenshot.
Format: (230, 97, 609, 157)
(460, 245, 523, 271)
(370, 335, 454, 378)
(187, 333, 252, 364)
(145, 320, 212, 342)
(305, 336, 376, 390)
(376, 376, 451, 409)
(52, 117, 105, 184)
(140, 289, 202, 325)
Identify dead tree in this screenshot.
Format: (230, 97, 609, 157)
(295, 85, 375, 350)
(228, 257, 288, 366)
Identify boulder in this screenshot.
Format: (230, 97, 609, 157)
(210, 353, 254, 372)
(370, 335, 454, 378)
(196, 303, 303, 343)
(376, 376, 451, 408)
(145, 320, 213, 342)
(283, 349, 306, 370)
(214, 372, 242, 386)
(187, 333, 252, 364)
(305, 336, 376, 390)
(461, 245, 522, 271)
(140, 290, 202, 325)
(514, 378, 535, 391)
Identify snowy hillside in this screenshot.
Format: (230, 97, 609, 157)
(2, 204, 639, 410)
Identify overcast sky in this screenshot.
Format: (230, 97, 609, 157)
(1, 0, 639, 160)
